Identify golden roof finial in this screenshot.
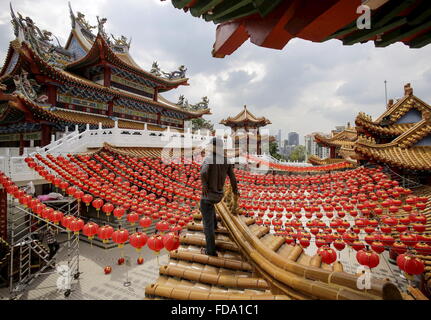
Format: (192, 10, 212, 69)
(404, 83, 413, 96)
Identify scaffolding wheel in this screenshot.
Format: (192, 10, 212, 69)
(64, 289, 71, 298)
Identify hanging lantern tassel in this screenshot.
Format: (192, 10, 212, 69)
(155, 250, 160, 265)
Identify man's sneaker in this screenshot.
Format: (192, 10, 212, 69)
(200, 247, 218, 257)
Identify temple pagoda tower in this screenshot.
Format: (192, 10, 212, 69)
(0, 4, 210, 154)
(220, 105, 271, 155)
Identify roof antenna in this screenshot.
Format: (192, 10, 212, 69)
(384, 80, 388, 106)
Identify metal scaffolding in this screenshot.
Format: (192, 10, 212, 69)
(7, 196, 80, 299)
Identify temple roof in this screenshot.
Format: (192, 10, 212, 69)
(64, 33, 189, 91)
(4, 4, 192, 95)
(4, 41, 208, 119)
(220, 105, 271, 128)
(166, 0, 431, 58)
(354, 117, 431, 171)
(355, 83, 431, 137)
(4, 91, 183, 132)
(307, 155, 355, 166)
(313, 124, 357, 148)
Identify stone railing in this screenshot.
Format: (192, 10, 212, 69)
(32, 121, 221, 156)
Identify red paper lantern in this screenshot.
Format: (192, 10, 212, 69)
(111, 228, 130, 248)
(371, 241, 385, 254)
(414, 242, 431, 256)
(61, 215, 74, 230)
(397, 253, 425, 277)
(392, 241, 407, 254)
(102, 203, 114, 216)
(69, 218, 84, 235)
(83, 222, 99, 240)
(92, 198, 104, 211)
(356, 249, 380, 269)
(147, 234, 164, 254)
(351, 240, 365, 252)
(333, 240, 346, 251)
(156, 220, 170, 232)
(317, 246, 337, 264)
(98, 225, 114, 243)
(113, 207, 125, 219)
(82, 194, 93, 206)
(104, 266, 112, 274)
(299, 237, 310, 248)
(162, 232, 180, 251)
(127, 212, 139, 225)
(50, 210, 64, 224)
(129, 231, 148, 251)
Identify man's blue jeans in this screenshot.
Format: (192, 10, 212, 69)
(200, 199, 218, 256)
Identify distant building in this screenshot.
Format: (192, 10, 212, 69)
(282, 145, 296, 158)
(287, 132, 299, 146)
(277, 129, 282, 149)
(220, 105, 271, 155)
(305, 133, 330, 159)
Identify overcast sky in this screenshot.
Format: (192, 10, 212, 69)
(1, 0, 431, 144)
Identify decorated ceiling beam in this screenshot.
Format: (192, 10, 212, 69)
(163, 0, 431, 57)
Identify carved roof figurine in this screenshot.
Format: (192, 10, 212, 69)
(110, 34, 131, 49)
(150, 61, 162, 77)
(189, 96, 209, 111)
(220, 105, 271, 128)
(176, 94, 188, 108)
(96, 16, 108, 40)
(162, 65, 187, 80)
(76, 11, 96, 31)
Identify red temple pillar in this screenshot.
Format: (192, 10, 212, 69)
(330, 146, 336, 158)
(107, 100, 113, 117)
(104, 66, 111, 87)
(153, 88, 159, 102)
(41, 123, 52, 147)
(19, 133, 25, 156)
(157, 113, 161, 125)
(47, 84, 57, 105)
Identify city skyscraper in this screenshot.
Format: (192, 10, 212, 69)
(288, 132, 299, 146)
(305, 133, 330, 159)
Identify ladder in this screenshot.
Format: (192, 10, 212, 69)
(8, 196, 80, 299)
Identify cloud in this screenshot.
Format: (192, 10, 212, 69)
(1, 0, 431, 145)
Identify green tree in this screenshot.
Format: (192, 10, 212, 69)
(191, 118, 214, 131)
(289, 145, 306, 162)
(269, 141, 283, 161)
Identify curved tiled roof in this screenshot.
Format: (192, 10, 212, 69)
(355, 114, 415, 136)
(17, 42, 207, 118)
(354, 119, 431, 171)
(65, 33, 188, 89)
(355, 87, 431, 137)
(220, 105, 271, 127)
(314, 126, 357, 148)
(307, 155, 356, 166)
(8, 93, 183, 132)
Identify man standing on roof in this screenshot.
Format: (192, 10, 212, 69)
(200, 137, 239, 257)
